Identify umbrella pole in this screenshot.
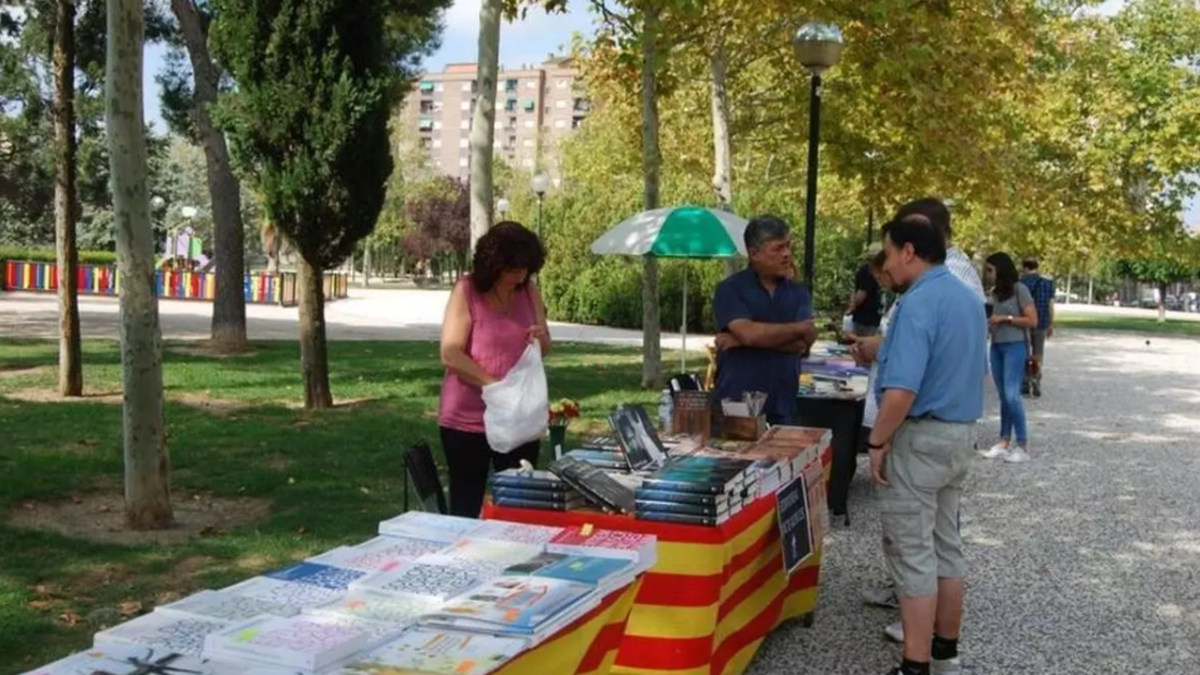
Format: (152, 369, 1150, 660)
(681, 266, 688, 375)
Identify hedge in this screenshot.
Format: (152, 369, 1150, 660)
(0, 246, 118, 266)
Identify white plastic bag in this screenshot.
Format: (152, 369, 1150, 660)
(842, 314, 855, 335)
(482, 343, 550, 453)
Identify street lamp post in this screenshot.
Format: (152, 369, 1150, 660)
(496, 197, 510, 220)
(864, 150, 880, 246)
(530, 173, 549, 239)
(793, 22, 844, 291)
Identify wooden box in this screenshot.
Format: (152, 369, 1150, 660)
(672, 391, 711, 443)
(722, 414, 767, 441)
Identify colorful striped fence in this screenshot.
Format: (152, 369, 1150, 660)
(1, 261, 349, 306)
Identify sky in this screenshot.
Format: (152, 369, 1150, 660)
(138, 0, 1196, 228)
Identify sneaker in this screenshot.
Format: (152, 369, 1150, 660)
(979, 443, 1009, 460)
(1004, 446, 1031, 463)
(884, 620, 904, 643)
(861, 584, 900, 609)
(933, 656, 963, 675)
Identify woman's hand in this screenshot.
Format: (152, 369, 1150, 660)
(528, 325, 550, 344)
(988, 314, 1007, 326)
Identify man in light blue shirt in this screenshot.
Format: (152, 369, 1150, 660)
(868, 214, 986, 675)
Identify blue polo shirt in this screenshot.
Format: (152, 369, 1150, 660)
(713, 269, 812, 423)
(876, 265, 986, 423)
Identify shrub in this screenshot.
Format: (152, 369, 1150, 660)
(0, 246, 118, 266)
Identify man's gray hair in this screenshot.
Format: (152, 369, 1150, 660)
(744, 215, 790, 251)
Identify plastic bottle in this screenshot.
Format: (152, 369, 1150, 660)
(658, 388, 674, 433)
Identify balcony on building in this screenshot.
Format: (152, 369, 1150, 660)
(419, 80, 434, 95)
(418, 116, 434, 131)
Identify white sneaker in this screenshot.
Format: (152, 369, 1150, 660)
(883, 620, 904, 643)
(1004, 446, 1031, 463)
(979, 443, 1009, 459)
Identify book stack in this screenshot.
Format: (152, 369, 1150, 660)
(546, 528, 658, 572)
(491, 468, 586, 511)
(421, 576, 598, 643)
(18, 644, 232, 675)
(305, 588, 445, 627)
(335, 626, 527, 675)
(548, 456, 636, 514)
(307, 534, 450, 573)
(203, 613, 398, 672)
(93, 611, 232, 657)
(563, 448, 629, 471)
(634, 453, 757, 526)
(377, 511, 487, 542)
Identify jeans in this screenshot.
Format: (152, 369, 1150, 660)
(990, 341, 1028, 445)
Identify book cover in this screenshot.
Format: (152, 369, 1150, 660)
(93, 612, 230, 657)
(156, 589, 301, 623)
(465, 521, 565, 547)
(606, 408, 664, 470)
(309, 535, 448, 573)
(634, 488, 729, 507)
(634, 500, 728, 517)
(203, 614, 389, 671)
(547, 529, 658, 569)
(352, 563, 482, 601)
(493, 496, 585, 511)
(336, 626, 527, 675)
(377, 512, 486, 543)
(502, 552, 569, 575)
(637, 511, 728, 527)
(265, 562, 366, 591)
(564, 449, 629, 471)
(18, 646, 228, 675)
(306, 588, 444, 627)
(222, 576, 347, 612)
(491, 470, 569, 491)
(548, 456, 636, 514)
(428, 577, 594, 633)
(491, 486, 580, 502)
(531, 555, 633, 589)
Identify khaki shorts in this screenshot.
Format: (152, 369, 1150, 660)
(876, 419, 975, 598)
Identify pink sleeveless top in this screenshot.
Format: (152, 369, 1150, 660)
(439, 276, 538, 433)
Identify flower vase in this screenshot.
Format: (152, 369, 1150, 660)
(548, 424, 567, 460)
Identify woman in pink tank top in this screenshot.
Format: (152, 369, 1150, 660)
(438, 222, 551, 517)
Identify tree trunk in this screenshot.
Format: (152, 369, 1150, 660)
(363, 241, 372, 287)
(640, 5, 662, 389)
(1157, 281, 1167, 323)
(1087, 275, 1094, 304)
(171, 0, 247, 353)
(55, 0, 83, 397)
(469, 0, 501, 251)
(298, 257, 333, 409)
(106, 0, 173, 530)
(709, 36, 740, 279)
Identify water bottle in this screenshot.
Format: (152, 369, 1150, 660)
(658, 388, 674, 433)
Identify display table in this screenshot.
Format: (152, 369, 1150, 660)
(484, 448, 831, 675)
(796, 391, 864, 521)
(497, 577, 643, 675)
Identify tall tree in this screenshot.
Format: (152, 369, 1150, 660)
(54, 0, 82, 396)
(106, 0, 173, 529)
(213, 0, 447, 409)
(468, 0, 566, 251)
(165, 0, 247, 352)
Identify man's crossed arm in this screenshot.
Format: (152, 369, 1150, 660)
(715, 319, 815, 354)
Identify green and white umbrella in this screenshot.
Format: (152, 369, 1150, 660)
(590, 206, 749, 373)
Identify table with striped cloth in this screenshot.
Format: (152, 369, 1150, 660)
(483, 447, 831, 675)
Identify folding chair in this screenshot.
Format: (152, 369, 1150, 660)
(402, 442, 448, 515)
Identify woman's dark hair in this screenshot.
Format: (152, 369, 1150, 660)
(986, 252, 1020, 301)
(471, 221, 545, 293)
(869, 249, 888, 271)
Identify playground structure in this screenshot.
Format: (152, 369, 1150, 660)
(158, 226, 212, 273)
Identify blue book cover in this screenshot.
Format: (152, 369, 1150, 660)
(265, 562, 366, 591)
(533, 555, 632, 586)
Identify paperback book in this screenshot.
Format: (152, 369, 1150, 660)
(305, 588, 445, 627)
(335, 626, 528, 675)
(494, 496, 586, 511)
(634, 488, 730, 508)
(203, 614, 394, 671)
(607, 407, 666, 470)
(378, 511, 486, 543)
(435, 539, 545, 567)
(264, 562, 366, 592)
(491, 486, 581, 502)
(634, 499, 729, 517)
(93, 612, 231, 657)
(156, 589, 302, 623)
(491, 469, 570, 492)
(222, 576, 347, 612)
(19, 645, 228, 675)
(564, 448, 630, 471)
(424, 576, 595, 635)
(351, 562, 483, 602)
(547, 529, 658, 569)
(465, 521, 565, 547)
(637, 511, 731, 527)
(502, 552, 569, 576)
(531, 555, 634, 593)
(308, 535, 448, 572)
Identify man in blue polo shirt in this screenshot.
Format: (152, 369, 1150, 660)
(868, 214, 986, 675)
(711, 216, 815, 426)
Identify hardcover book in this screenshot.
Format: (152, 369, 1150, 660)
(633, 488, 730, 507)
(634, 499, 729, 517)
(335, 626, 527, 675)
(493, 496, 586, 511)
(637, 511, 730, 527)
(491, 469, 570, 491)
(491, 486, 581, 502)
(93, 612, 231, 657)
(548, 456, 636, 514)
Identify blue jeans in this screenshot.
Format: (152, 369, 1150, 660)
(990, 341, 1028, 445)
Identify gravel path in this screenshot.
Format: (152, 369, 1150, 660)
(748, 330, 1200, 674)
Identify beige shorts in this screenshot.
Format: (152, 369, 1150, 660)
(876, 418, 975, 598)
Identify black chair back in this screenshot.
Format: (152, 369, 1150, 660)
(668, 373, 703, 393)
(402, 442, 448, 515)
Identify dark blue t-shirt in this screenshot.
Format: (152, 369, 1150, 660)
(713, 269, 812, 423)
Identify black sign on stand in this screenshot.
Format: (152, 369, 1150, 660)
(776, 476, 814, 576)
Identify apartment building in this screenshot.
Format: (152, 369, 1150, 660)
(399, 57, 589, 180)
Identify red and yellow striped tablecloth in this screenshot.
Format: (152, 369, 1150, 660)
(484, 449, 830, 675)
(495, 577, 642, 675)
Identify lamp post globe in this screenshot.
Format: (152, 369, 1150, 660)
(150, 195, 165, 211)
(792, 21, 843, 292)
(530, 173, 549, 239)
(496, 197, 510, 218)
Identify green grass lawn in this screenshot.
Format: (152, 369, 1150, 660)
(1056, 314, 1200, 337)
(0, 339, 662, 672)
